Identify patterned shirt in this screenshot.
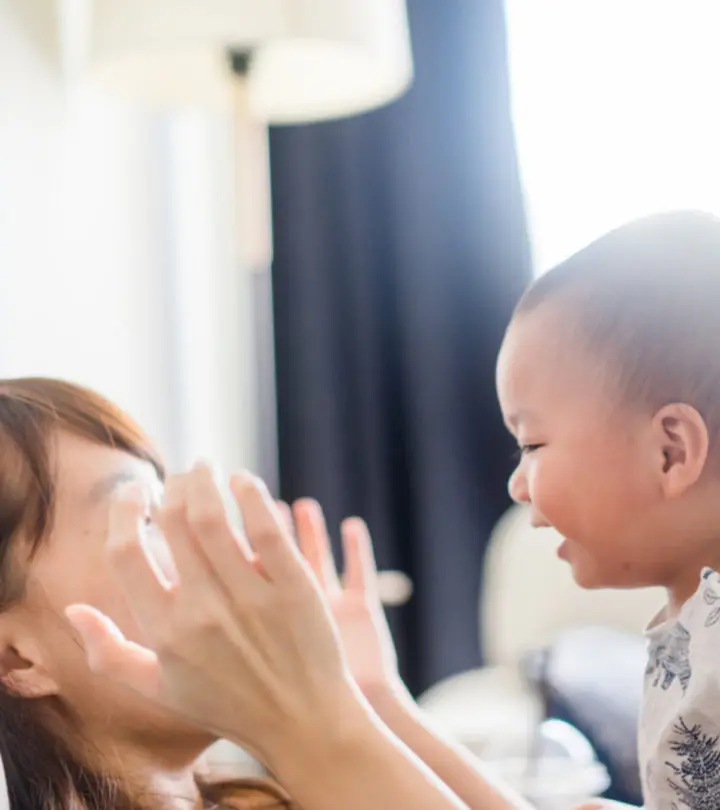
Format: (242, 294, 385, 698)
(640, 568, 720, 809)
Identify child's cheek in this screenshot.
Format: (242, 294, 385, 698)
(527, 455, 573, 529)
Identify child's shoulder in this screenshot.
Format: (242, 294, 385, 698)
(661, 567, 720, 636)
(645, 568, 720, 671)
(641, 568, 720, 803)
(646, 568, 720, 638)
(700, 566, 720, 585)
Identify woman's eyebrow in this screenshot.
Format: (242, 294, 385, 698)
(87, 470, 140, 504)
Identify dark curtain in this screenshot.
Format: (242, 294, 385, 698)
(269, 0, 531, 695)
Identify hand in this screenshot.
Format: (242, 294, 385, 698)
(280, 499, 408, 703)
(64, 465, 360, 764)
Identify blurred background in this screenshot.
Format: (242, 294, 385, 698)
(2, 1, 719, 803)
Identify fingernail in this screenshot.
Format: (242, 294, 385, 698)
(300, 499, 321, 520)
(343, 516, 365, 531)
(232, 470, 256, 489)
(237, 471, 271, 498)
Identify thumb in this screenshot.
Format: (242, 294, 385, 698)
(65, 604, 160, 698)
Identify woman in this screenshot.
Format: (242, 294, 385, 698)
(0, 377, 531, 810)
(0, 378, 291, 808)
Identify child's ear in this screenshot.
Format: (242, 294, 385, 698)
(652, 403, 709, 497)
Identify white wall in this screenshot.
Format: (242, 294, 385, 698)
(0, 1, 258, 474)
(0, 5, 263, 773)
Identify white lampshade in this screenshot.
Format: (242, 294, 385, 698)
(62, 0, 413, 122)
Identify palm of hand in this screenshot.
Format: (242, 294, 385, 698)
(285, 500, 401, 696)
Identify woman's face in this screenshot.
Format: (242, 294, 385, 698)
(5, 431, 214, 763)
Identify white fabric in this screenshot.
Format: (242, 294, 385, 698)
(640, 568, 720, 809)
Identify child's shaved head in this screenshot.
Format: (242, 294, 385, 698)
(516, 210, 720, 449)
(499, 210, 720, 599)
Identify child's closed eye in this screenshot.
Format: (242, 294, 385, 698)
(513, 443, 544, 460)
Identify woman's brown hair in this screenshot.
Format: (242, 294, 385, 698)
(0, 378, 291, 809)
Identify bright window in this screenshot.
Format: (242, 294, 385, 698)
(504, 1, 720, 275)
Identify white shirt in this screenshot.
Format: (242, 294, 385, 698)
(640, 567, 720, 809)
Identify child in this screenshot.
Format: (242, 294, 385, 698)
(497, 209, 720, 808)
(282, 209, 720, 809)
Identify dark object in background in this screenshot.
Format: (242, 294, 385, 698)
(269, 0, 531, 695)
(523, 626, 647, 805)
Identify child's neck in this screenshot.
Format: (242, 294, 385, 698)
(667, 587, 693, 619)
(663, 482, 720, 617)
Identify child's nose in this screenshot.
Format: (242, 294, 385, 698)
(508, 466, 529, 504)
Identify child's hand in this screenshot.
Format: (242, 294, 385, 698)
(281, 499, 407, 702)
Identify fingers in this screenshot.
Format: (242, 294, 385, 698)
(107, 483, 172, 618)
(340, 517, 379, 594)
(184, 463, 259, 593)
(230, 473, 310, 587)
(65, 604, 160, 699)
(338, 519, 413, 605)
(276, 500, 295, 538)
(155, 475, 216, 590)
(294, 499, 341, 594)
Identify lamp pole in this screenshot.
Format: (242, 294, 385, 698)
(229, 50, 279, 494)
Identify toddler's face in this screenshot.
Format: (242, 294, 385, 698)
(496, 307, 685, 590)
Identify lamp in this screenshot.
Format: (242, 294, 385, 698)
(61, 0, 413, 121)
(60, 0, 413, 491)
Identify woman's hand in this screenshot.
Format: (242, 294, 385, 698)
(281, 500, 409, 704)
(64, 465, 361, 764)
(63, 466, 482, 810)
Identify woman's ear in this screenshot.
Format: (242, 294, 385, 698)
(0, 634, 59, 699)
(652, 403, 709, 497)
